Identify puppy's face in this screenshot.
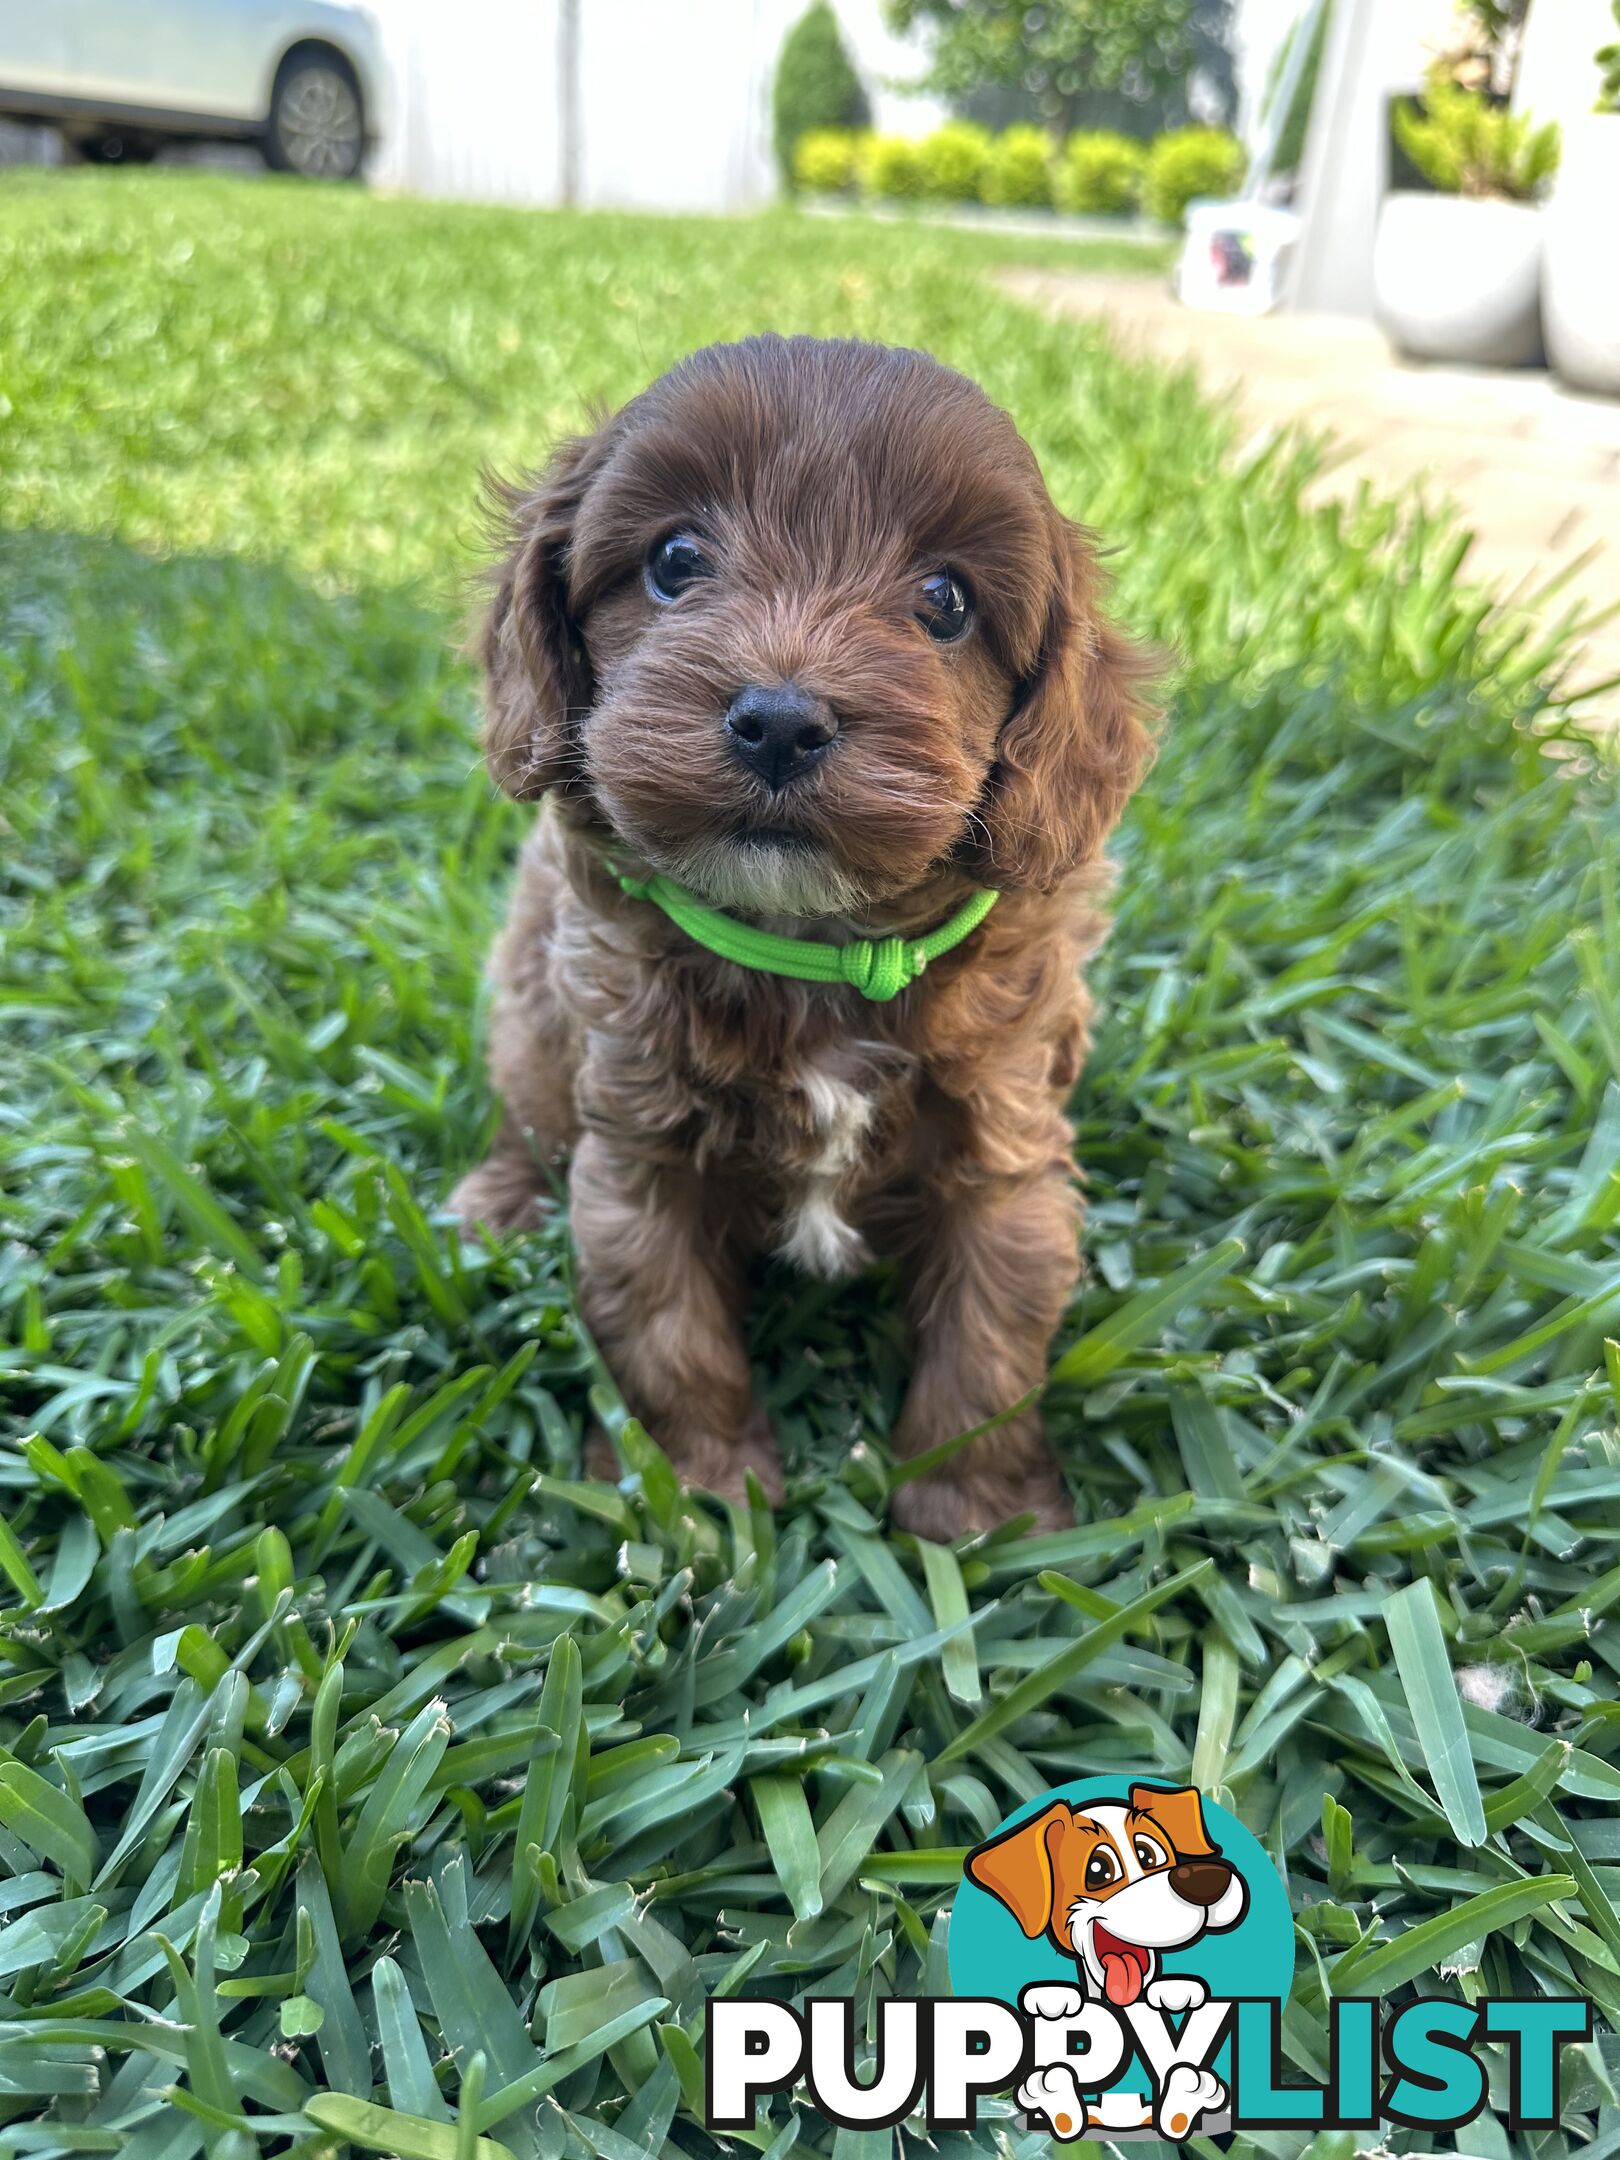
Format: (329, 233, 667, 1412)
(483, 336, 1152, 914)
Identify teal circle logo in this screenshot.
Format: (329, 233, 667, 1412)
(948, 1778, 1294, 2107)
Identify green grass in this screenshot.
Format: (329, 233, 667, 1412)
(2, 170, 1620, 2158)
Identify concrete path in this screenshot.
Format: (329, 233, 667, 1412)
(1000, 269, 1620, 726)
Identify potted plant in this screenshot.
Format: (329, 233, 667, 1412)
(1544, 3, 1620, 395)
(1373, 75, 1560, 366)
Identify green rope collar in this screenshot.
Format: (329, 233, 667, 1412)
(605, 861, 998, 1001)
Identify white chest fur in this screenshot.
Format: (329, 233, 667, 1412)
(776, 1063, 874, 1279)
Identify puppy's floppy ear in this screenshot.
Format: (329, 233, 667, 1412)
(480, 428, 609, 802)
(965, 1800, 1071, 1939)
(1130, 1784, 1217, 1861)
(982, 513, 1157, 891)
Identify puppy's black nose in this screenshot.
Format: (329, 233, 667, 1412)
(1169, 1860, 1233, 1907)
(724, 683, 837, 792)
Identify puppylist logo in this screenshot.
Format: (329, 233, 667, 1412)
(707, 1777, 1592, 2139)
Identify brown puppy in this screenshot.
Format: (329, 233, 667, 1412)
(452, 335, 1154, 1538)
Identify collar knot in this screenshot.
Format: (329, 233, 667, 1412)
(838, 935, 921, 1001)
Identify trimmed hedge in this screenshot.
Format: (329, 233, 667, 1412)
(1142, 125, 1249, 226)
(857, 133, 925, 199)
(916, 119, 993, 201)
(800, 121, 1245, 227)
(980, 123, 1055, 207)
(1055, 129, 1148, 214)
(792, 126, 863, 194)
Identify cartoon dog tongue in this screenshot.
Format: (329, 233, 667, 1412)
(1096, 1935, 1148, 2005)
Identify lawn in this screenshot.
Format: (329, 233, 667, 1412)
(3, 170, 1620, 2159)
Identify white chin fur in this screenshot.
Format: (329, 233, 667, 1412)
(669, 836, 862, 919)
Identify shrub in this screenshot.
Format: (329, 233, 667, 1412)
(1394, 81, 1560, 201)
(772, 0, 870, 189)
(1595, 0, 1619, 112)
(1055, 130, 1147, 214)
(1142, 126, 1247, 225)
(859, 132, 926, 199)
(793, 126, 864, 193)
(979, 124, 1054, 207)
(916, 121, 994, 200)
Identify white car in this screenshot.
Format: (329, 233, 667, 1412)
(0, 1, 388, 179)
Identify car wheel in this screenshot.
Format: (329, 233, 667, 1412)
(266, 53, 364, 180)
(69, 132, 157, 165)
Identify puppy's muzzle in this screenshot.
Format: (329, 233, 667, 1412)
(724, 682, 837, 792)
(1168, 1860, 1234, 1907)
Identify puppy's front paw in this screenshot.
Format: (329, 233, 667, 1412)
(1157, 2064, 1225, 2141)
(626, 1408, 784, 1509)
(1145, 1977, 1207, 2014)
(687, 1410, 785, 1509)
(447, 1156, 546, 1235)
(586, 1408, 783, 1507)
(891, 1460, 1071, 1543)
(1017, 2066, 1089, 2142)
(1020, 1982, 1088, 2023)
(890, 1475, 974, 1542)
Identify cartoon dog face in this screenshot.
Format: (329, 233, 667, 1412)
(965, 1785, 1248, 2008)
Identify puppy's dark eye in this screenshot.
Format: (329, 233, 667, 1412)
(1084, 1849, 1118, 1891)
(916, 569, 972, 643)
(647, 533, 711, 603)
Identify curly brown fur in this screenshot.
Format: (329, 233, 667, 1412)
(452, 336, 1157, 1539)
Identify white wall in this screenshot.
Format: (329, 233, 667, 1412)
(577, 0, 763, 211)
(368, 0, 563, 205)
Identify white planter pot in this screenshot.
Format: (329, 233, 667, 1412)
(1373, 192, 1545, 367)
(1544, 114, 1620, 397)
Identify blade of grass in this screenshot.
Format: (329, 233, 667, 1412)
(1384, 1579, 1487, 1847)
